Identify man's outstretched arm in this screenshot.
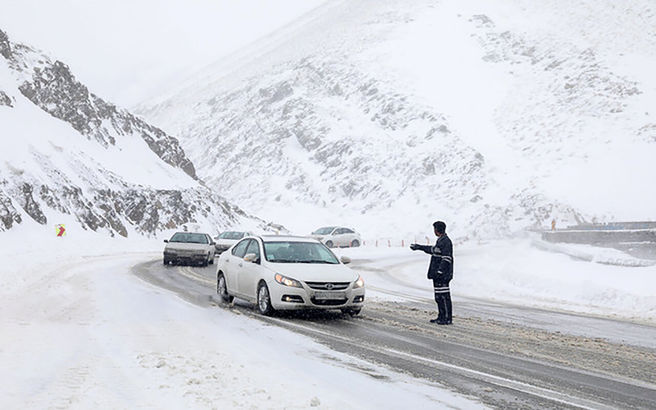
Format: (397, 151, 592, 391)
(410, 243, 436, 255)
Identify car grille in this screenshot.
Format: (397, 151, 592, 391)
(305, 281, 350, 290)
(177, 249, 200, 255)
(310, 297, 348, 306)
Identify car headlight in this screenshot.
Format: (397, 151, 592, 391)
(354, 275, 365, 289)
(274, 273, 302, 288)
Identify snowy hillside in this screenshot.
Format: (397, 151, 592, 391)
(0, 29, 264, 237)
(139, 0, 656, 239)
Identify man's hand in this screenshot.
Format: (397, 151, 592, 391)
(409, 243, 420, 251)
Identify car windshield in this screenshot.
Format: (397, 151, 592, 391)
(218, 231, 245, 240)
(170, 233, 208, 244)
(263, 241, 339, 264)
(312, 227, 335, 235)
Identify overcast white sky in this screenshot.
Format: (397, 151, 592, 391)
(0, 0, 325, 107)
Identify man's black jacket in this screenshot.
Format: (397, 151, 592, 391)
(415, 234, 453, 282)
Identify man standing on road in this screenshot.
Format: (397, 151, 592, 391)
(410, 221, 453, 325)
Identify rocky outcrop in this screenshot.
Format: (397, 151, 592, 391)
(0, 28, 267, 237)
(0, 29, 11, 59)
(0, 188, 22, 231)
(1, 29, 196, 179)
(146, 56, 576, 231)
(0, 90, 12, 107)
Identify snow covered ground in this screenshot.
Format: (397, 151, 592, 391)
(2, 224, 654, 408)
(0, 231, 484, 409)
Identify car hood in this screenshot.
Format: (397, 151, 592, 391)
(268, 262, 358, 283)
(165, 242, 207, 251)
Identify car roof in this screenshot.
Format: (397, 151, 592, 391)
(258, 235, 320, 243)
(173, 231, 209, 235)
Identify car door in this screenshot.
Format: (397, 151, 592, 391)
(205, 234, 215, 258)
(238, 239, 262, 299)
(226, 239, 249, 293)
(343, 228, 355, 246)
(334, 228, 346, 247)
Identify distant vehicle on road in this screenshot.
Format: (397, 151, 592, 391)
(213, 231, 253, 254)
(215, 235, 365, 316)
(310, 226, 361, 248)
(164, 232, 215, 266)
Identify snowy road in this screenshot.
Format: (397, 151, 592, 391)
(133, 256, 656, 409)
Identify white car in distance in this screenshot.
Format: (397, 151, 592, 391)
(163, 232, 215, 266)
(311, 226, 361, 248)
(215, 236, 365, 315)
(214, 231, 253, 254)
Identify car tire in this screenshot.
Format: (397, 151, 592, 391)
(209, 255, 214, 265)
(325, 240, 334, 248)
(163, 258, 169, 265)
(257, 282, 275, 316)
(341, 308, 361, 316)
(351, 239, 360, 247)
(217, 273, 234, 303)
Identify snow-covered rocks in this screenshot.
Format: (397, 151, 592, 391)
(139, 0, 656, 239)
(0, 28, 263, 236)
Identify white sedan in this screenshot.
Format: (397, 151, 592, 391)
(215, 236, 365, 315)
(310, 226, 361, 248)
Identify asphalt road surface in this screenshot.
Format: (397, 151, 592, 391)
(132, 257, 656, 409)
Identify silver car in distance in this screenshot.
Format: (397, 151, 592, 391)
(310, 226, 362, 248)
(215, 236, 365, 315)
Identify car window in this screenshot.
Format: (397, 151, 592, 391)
(220, 231, 248, 240)
(313, 227, 335, 235)
(334, 228, 346, 235)
(343, 228, 354, 234)
(245, 240, 260, 261)
(232, 239, 250, 257)
(170, 232, 209, 244)
(263, 241, 339, 264)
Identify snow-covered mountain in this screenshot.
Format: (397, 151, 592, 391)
(0, 28, 266, 237)
(140, 0, 656, 239)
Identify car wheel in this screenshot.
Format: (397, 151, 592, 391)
(325, 240, 334, 248)
(163, 258, 169, 265)
(351, 239, 360, 247)
(257, 282, 275, 316)
(217, 273, 234, 303)
(341, 308, 361, 316)
(209, 254, 214, 265)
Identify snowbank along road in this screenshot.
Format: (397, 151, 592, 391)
(133, 255, 656, 409)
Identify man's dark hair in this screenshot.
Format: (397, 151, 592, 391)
(433, 221, 446, 234)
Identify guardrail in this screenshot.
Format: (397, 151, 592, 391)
(542, 230, 656, 244)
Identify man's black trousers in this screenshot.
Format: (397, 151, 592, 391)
(433, 279, 452, 323)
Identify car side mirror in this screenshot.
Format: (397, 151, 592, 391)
(164, 239, 168, 243)
(210, 241, 216, 246)
(340, 256, 351, 264)
(244, 253, 258, 263)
